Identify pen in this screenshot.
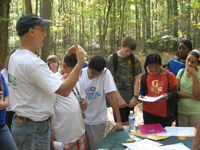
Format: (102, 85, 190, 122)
(139, 89, 143, 98)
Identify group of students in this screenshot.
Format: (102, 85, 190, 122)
(1, 13, 200, 150)
(46, 35, 200, 149)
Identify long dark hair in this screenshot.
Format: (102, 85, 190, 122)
(144, 53, 162, 74)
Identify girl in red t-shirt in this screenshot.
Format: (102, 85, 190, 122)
(140, 53, 178, 127)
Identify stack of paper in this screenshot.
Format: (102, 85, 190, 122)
(123, 141, 190, 150)
(122, 139, 162, 150)
(157, 127, 195, 137)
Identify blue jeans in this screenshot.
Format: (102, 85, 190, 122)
(11, 114, 51, 150)
(0, 124, 17, 150)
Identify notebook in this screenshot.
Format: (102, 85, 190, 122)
(138, 123, 166, 135)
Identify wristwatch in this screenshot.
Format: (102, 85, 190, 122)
(133, 95, 138, 99)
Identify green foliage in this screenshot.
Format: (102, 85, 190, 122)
(146, 34, 178, 51)
(6, 0, 200, 56)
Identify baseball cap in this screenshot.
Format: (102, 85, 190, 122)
(16, 14, 52, 36)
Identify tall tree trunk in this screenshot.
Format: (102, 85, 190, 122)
(35, 0, 39, 56)
(0, 0, 10, 70)
(41, 0, 52, 62)
(98, 0, 102, 55)
(68, 0, 72, 47)
(25, 0, 32, 14)
(186, 0, 191, 40)
(40, 0, 43, 18)
(180, 0, 184, 32)
(113, 0, 116, 52)
(155, 0, 158, 33)
(197, 11, 200, 48)
(167, 0, 170, 34)
(98, 0, 114, 55)
(111, 0, 116, 53)
(146, 0, 150, 39)
(81, 1, 89, 49)
(117, 0, 122, 49)
(151, 2, 154, 36)
(89, 13, 93, 54)
(173, 0, 178, 50)
(109, 0, 116, 53)
(81, 1, 84, 48)
(120, 0, 126, 39)
(36, 0, 38, 15)
(142, 0, 146, 52)
(135, 1, 138, 42)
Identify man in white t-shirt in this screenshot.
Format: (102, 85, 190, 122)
(51, 53, 87, 150)
(79, 55, 123, 150)
(8, 14, 85, 150)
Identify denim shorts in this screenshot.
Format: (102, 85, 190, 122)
(0, 124, 17, 150)
(11, 114, 51, 150)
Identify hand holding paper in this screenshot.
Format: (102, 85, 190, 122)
(138, 95, 164, 102)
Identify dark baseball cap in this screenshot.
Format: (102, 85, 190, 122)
(16, 14, 52, 36)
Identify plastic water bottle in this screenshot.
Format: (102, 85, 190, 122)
(129, 110, 136, 132)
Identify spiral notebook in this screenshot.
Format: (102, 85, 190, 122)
(138, 123, 166, 135)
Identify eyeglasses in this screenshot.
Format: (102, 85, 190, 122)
(33, 28, 45, 33)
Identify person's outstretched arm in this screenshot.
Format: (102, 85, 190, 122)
(107, 91, 123, 131)
(56, 44, 85, 97)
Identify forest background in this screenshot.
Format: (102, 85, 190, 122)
(0, 0, 200, 70)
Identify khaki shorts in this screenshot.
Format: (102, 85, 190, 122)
(178, 113, 200, 128)
(85, 122, 106, 150)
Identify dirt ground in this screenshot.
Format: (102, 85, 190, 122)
(104, 103, 144, 137)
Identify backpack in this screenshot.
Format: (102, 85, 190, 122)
(113, 52, 135, 75)
(169, 59, 185, 76)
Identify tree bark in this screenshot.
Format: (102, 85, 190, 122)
(135, 1, 138, 42)
(197, 11, 200, 48)
(120, 0, 126, 40)
(25, 0, 32, 14)
(186, 0, 191, 40)
(173, 0, 178, 50)
(155, 0, 158, 33)
(146, 0, 151, 39)
(167, 0, 170, 34)
(98, 0, 114, 55)
(36, 0, 38, 15)
(41, 0, 52, 62)
(142, 0, 146, 52)
(0, 0, 10, 70)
